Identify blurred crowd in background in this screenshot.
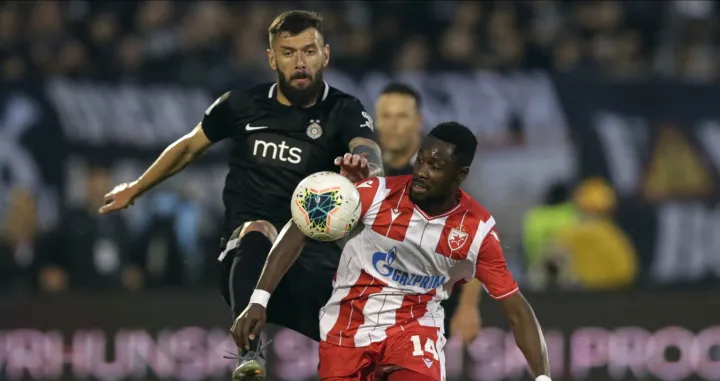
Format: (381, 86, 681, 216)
(2, 0, 720, 87)
(1, 1, 718, 294)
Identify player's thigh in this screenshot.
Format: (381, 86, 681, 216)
(266, 259, 335, 341)
(318, 341, 377, 381)
(381, 326, 446, 381)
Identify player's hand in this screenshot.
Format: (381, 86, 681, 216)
(231, 303, 267, 350)
(335, 153, 369, 183)
(98, 182, 139, 214)
(450, 304, 482, 346)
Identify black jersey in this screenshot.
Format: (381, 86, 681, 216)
(201, 82, 377, 240)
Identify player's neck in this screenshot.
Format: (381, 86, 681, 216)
(276, 87, 318, 108)
(415, 196, 459, 217)
(383, 139, 419, 169)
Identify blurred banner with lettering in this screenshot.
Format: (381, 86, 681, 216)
(5, 73, 570, 220)
(0, 82, 65, 229)
(0, 291, 718, 381)
(553, 74, 720, 287)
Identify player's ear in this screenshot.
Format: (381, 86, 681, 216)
(458, 166, 470, 183)
(322, 44, 330, 68)
(267, 48, 277, 71)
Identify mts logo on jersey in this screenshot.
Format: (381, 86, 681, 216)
(248, 133, 310, 167)
(254, 140, 302, 163)
(372, 247, 446, 290)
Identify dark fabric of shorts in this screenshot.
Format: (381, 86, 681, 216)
(217, 232, 336, 341)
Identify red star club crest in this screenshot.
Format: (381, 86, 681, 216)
(448, 226, 469, 251)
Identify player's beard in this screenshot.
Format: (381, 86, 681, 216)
(276, 69, 324, 107)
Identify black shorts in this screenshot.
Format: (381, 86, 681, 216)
(217, 232, 337, 342)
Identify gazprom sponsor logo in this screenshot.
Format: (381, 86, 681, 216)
(371, 247, 446, 290)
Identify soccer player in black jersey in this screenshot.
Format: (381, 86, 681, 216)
(99, 11, 383, 380)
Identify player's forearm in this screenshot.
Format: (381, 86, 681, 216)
(501, 293, 551, 377)
(134, 135, 205, 196)
(349, 137, 384, 177)
(255, 221, 308, 294)
(458, 279, 482, 308)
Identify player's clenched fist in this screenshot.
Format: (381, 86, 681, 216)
(335, 153, 369, 183)
(231, 304, 267, 350)
(98, 182, 139, 214)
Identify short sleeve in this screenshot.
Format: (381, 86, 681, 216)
(354, 177, 382, 221)
(201, 91, 240, 142)
(340, 99, 377, 147)
(474, 227, 520, 300)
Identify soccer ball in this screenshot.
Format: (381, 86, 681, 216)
(290, 171, 362, 242)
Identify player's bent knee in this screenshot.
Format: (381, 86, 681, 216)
(231, 220, 278, 243)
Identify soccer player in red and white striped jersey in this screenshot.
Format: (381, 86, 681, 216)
(235, 122, 551, 381)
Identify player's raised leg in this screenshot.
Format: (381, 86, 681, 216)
(219, 221, 277, 380)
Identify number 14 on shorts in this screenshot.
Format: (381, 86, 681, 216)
(410, 335, 439, 361)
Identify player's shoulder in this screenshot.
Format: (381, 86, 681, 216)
(205, 83, 270, 112)
(354, 176, 383, 193)
(355, 175, 410, 191)
(230, 82, 276, 103)
(458, 189, 494, 223)
(324, 84, 366, 110)
(384, 175, 413, 191)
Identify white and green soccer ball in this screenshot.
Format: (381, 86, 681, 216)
(290, 171, 362, 241)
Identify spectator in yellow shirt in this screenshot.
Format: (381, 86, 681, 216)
(552, 178, 639, 290)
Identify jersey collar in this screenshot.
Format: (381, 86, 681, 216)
(267, 81, 330, 102)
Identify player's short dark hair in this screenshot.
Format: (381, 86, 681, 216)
(268, 10, 324, 44)
(380, 82, 422, 110)
(428, 122, 477, 167)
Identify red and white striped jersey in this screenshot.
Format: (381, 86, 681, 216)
(319, 175, 519, 348)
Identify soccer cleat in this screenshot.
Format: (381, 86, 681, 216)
(232, 356, 265, 381)
(223, 340, 272, 381)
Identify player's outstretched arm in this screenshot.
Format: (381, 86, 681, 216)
(99, 123, 213, 214)
(231, 220, 307, 349)
(134, 124, 212, 194)
(498, 293, 551, 379)
(255, 221, 307, 294)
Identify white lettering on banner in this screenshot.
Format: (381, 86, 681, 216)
(593, 112, 649, 196)
(467, 329, 565, 380)
(0, 95, 40, 191)
(0, 94, 59, 228)
(697, 121, 720, 171)
(324, 70, 570, 147)
(45, 78, 211, 147)
(271, 329, 318, 381)
(651, 203, 720, 283)
(0, 328, 235, 380)
(2, 326, 720, 380)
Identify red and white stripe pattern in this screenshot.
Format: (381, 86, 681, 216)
(319, 176, 519, 347)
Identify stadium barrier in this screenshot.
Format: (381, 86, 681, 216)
(1, 290, 718, 381)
